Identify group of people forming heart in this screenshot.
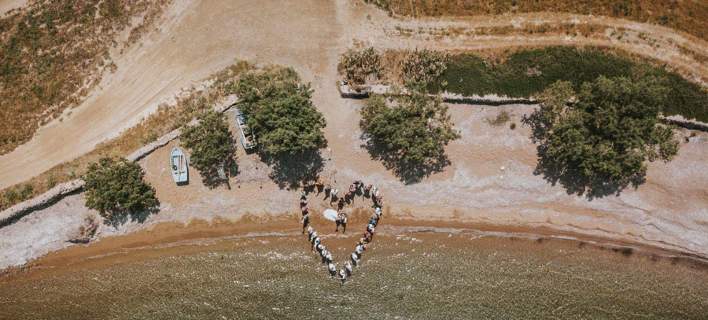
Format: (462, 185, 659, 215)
(299, 180, 384, 283)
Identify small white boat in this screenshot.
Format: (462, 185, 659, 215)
(170, 147, 189, 185)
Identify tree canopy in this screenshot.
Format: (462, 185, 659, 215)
(525, 76, 679, 198)
(234, 67, 326, 188)
(361, 93, 460, 183)
(83, 157, 159, 223)
(235, 67, 327, 157)
(180, 111, 236, 187)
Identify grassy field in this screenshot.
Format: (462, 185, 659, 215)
(423, 46, 708, 122)
(0, 0, 168, 156)
(0, 61, 253, 211)
(365, 0, 708, 40)
(1, 232, 706, 319)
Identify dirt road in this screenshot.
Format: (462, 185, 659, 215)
(0, 0, 25, 15)
(1, 0, 707, 269)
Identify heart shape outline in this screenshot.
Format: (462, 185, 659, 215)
(300, 182, 384, 283)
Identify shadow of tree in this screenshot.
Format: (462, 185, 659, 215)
(523, 114, 645, 200)
(102, 205, 160, 228)
(532, 144, 645, 200)
(260, 149, 324, 189)
(362, 138, 451, 185)
(198, 156, 239, 189)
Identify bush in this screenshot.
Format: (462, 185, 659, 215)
(180, 111, 236, 187)
(361, 93, 460, 183)
(83, 157, 159, 222)
(400, 49, 448, 89)
(525, 77, 679, 198)
(338, 47, 383, 85)
(235, 67, 327, 188)
(487, 110, 511, 126)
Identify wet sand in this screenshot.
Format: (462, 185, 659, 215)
(1, 217, 707, 319)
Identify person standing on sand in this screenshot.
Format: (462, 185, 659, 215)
(329, 188, 339, 205)
(339, 269, 347, 283)
(346, 183, 356, 203)
(353, 180, 363, 194)
(315, 177, 324, 194)
(300, 195, 307, 209)
(325, 251, 333, 264)
(351, 252, 360, 266)
(355, 243, 366, 256)
(301, 213, 310, 234)
(369, 215, 378, 227)
(364, 184, 373, 197)
(364, 230, 373, 243)
(373, 193, 384, 208)
(324, 184, 332, 199)
(335, 211, 347, 233)
(337, 198, 345, 211)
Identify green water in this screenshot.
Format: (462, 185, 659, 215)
(1, 232, 707, 319)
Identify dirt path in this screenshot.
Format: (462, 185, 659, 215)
(1, 1, 707, 269)
(0, 0, 25, 15)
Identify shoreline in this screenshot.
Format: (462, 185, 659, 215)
(3, 222, 707, 319)
(3, 212, 706, 281)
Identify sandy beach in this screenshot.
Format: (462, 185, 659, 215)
(2, 216, 707, 319)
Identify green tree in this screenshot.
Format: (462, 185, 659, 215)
(525, 77, 679, 198)
(361, 93, 460, 183)
(235, 67, 327, 188)
(83, 157, 159, 223)
(180, 111, 236, 187)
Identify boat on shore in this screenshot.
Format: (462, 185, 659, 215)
(170, 147, 188, 185)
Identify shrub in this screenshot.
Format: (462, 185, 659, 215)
(487, 110, 511, 126)
(361, 93, 459, 183)
(180, 111, 236, 187)
(83, 157, 159, 222)
(525, 77, 679, 198)
(400, 49, 448, 89)
(338, 47, 383, 85)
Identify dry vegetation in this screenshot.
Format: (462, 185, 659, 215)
(0, 0, 170, 155)
(367, 0, 708, 40)
(0, 61, 254, 211)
